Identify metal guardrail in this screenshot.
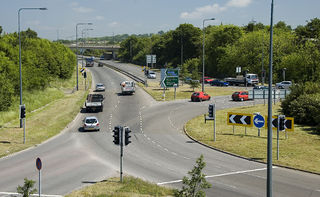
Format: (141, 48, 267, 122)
(95, 60, 146, 85)
(249, 89, 291, 99)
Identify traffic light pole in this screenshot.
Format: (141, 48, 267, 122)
(23, 118, 26, 144)
(120, 126, 123, 183)
(113, 125, 131, 183)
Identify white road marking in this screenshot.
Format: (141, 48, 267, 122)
(0, 192, 62, 197)
(157, 167, 276, 185)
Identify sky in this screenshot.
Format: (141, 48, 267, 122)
(1, 0, 320, 40)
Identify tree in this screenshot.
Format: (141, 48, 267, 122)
(205, 25, 243, 78)
(274, 21, 292, 31)
(176, 155, 211, 196)
(17, 178, 37, 197)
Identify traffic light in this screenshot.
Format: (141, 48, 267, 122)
(20, 105, 26, 119)
(113, 126, 120, 145)
(83, 71, 87, 78)
(278, 115, 286, 131)
(124, 127, 131, 146)
(208, 104, 215, 118)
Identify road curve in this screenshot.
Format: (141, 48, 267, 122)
(0, 61, 319, 197)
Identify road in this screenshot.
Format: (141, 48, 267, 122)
(0, 61, 319, 197)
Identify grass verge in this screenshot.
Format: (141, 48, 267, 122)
(0, 68, 90, 158)
(65, 176, 176, 197)
(185, 103, 320, 173)
(139, 81, 244, 101)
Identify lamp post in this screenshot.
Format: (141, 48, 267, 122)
(282, 68, 286, 81)
(202, 18, 215, 92)
(76, 22, 92, 91)
(18, 7, 47, 128)
(81, 28, 93, 68)
(267, 0, 274, 196)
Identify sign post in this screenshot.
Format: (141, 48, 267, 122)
(253, 113, 265, 137)
(36, 157, 42, 197)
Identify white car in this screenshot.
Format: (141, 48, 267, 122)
(96, 83, 105, 91)
(276, 81, 292, 89)
(147, 71, 156, 79)
(83, 116, 100, 131)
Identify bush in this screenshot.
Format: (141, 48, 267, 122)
(281, 82, 320, 131)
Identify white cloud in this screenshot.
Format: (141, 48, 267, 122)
(180, 3, 226, 19)
(108, 22, 118, 27)
(226, 0, 252, 8)
(72, 6, 94, 13)
(70, 2, 94, 13)
(180, 0, 253, 20)
(95, 16, 105, 20)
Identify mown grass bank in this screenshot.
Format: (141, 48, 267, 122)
(65, 176, 176, 197)
(139, 81, 244, 101)
(185, 103, 320, 173)
(0, 68, 90, 158)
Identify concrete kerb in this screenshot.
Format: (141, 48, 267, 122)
(183, 124, 320, 176)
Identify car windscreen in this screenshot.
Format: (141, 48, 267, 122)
(86, 119, 97, 123)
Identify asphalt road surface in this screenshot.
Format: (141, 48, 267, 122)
(0, 61, 319, 197)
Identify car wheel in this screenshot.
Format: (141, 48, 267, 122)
(199, 98, 202, 102)
(208, 97, 211, 100)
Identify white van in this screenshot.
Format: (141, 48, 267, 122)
(120, 81, 135, 95)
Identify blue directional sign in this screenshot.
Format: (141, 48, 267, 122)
(253, 114, 265, 128)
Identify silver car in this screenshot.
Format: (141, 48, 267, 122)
(147, 71, 156, 79)
(276, 81, 292, 89)
(96, 83, 105, 91)
(83, 116, 100, 131)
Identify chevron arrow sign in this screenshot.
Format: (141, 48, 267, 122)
(227, 112, 253, 127)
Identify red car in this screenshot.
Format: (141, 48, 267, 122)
(202, 77, 214, 84)
(232, 91, 249, 101)
(191, 92, 211, 102)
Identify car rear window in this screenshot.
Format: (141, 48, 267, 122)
(86, 119, 97, 123)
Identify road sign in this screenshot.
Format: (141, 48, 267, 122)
(227, 112, 253, 127)
(36, 157, 42, 170)
(146, 55, 156, 63)
(160, 68, 179, 88)
(162, 77, 179, 87)
(253, 114, 265, 128)
(264, 115, 294, 131)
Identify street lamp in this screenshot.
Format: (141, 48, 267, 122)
(76, 22, 92, 91)
(18, 7, 47, 128)
(202, 18, 215, 92)
(81, 28, 93, 68)
(282, 68, 286, 81)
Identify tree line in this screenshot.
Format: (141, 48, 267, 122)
(0, 27, 76, 111)
(118, 18, 320, 84)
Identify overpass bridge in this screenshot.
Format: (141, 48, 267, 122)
(66, 44, 120, 59)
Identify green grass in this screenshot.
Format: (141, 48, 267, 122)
(139, 81, 243, 101)
(65, 176, 176, 197)
(0, 68, 90, 158)
(185, 103, 320, 173)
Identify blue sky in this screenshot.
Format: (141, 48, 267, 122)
(1, 0, 320, 40)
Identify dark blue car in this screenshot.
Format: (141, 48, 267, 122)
(210, 80, 229, 86)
